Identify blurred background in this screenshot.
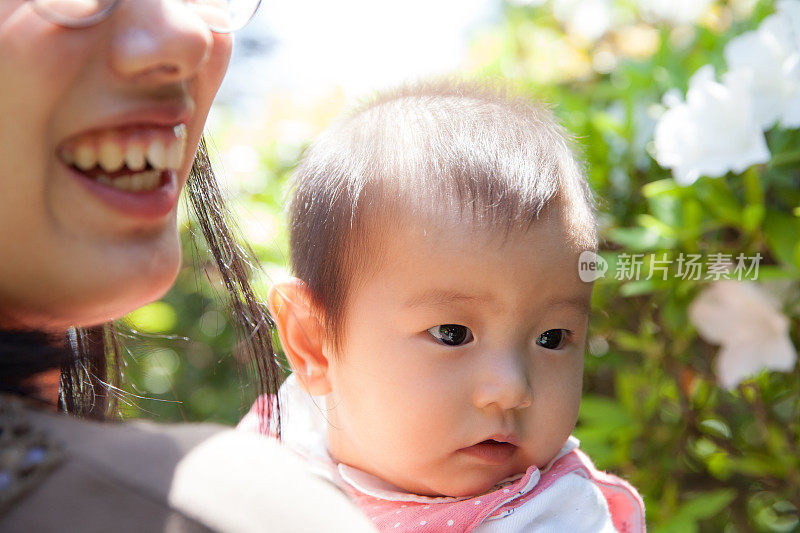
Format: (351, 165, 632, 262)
(119, 0, 799, 530)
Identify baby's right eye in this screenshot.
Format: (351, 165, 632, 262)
(427, 324, 474, 346)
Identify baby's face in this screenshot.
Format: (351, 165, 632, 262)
(324, 208, 592, 497)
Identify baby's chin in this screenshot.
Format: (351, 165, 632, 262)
(413, 466, 524, 498)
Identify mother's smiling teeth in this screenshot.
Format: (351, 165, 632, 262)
(59, 124, 188, 192)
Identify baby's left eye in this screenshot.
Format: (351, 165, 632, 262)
(536, 329, 569, 350)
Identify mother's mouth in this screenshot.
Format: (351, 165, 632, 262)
(56, 124, 188, 220)
(58, 124, 187, 193)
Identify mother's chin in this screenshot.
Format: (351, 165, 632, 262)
(0, 226, 182, 332)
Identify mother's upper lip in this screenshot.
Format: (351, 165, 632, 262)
(62, 102, 194, 141)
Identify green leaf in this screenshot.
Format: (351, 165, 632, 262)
(637, 214, 678, 241)
(699, 418, 732, 439)
(607, 227, 665, 250)
(706, 453, 734, 480)
(655, 490, 737, 533)
(794, 241, 800, 270)
(729, 454, 789, 477)
(579, 395, 633, 429)
(743, 167, 764, 207)
(694, 178, 742, 225)
(742, 204, 765, 232)
(681, 198, 705, 244)
(589, 110, 626, 137)
(754, 265, 799, 280)
(764, 211, 800, 269)
(642, 178, 682, 198)
(620, 279, 657, 296)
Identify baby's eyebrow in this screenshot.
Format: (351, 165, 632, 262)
(543, 295, 592, 316)
(404, 289, 492, 309)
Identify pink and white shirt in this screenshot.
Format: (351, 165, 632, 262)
(239, 375, 645, 532)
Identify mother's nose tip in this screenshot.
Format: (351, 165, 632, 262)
(109, 1, 219, 83)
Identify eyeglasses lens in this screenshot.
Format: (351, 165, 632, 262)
(186, 0, 262, 33)
(31, 0, 261, 32)
(32, 0, 116, 27)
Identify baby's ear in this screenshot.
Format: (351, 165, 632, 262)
(267, 279, 331, 396)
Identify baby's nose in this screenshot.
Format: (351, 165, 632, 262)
(472, 353, 532, 411)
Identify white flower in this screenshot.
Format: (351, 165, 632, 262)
(653, 65, 770, 185)
(689, 281, 797, 389)
(724, 1, 800, 128)
(552, 0, 614, 42)
(638, 0, 714, 26)
(777, 0, 800, 50)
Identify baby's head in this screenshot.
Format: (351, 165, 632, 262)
(270, 81, 597, 497)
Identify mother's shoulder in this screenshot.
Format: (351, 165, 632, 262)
(2, 408, 375, 532)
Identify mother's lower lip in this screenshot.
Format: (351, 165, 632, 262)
(458, 441, 518, 465)
(67, 166, 179, 220)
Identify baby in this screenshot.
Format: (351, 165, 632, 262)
(240, 81, 645, 532)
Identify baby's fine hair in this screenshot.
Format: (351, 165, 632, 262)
(288, 79, 597, 350)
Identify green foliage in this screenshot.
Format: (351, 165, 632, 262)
(655, 489, 737, 533)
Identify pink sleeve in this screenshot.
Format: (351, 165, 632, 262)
(573, 449, 646, 533)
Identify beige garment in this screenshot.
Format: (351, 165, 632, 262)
(0, 405, 376, 532)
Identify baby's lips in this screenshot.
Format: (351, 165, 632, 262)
(487, 433, 520, 447)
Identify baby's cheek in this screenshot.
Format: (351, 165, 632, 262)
(531, 350, 583, 399)
(379, 386, 456, 453)
(520, 405, 576, 467)
(523, 358, 583, 461)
